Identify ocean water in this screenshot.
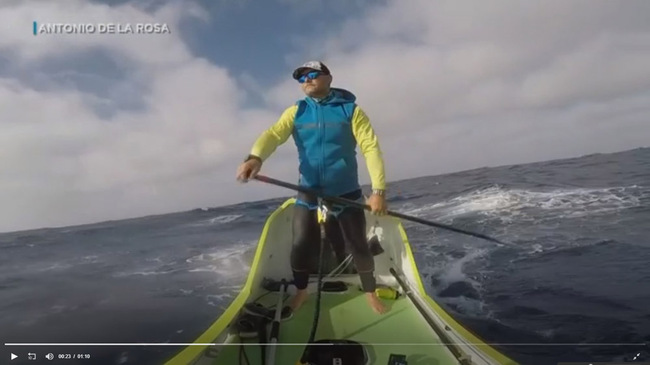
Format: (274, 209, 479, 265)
(1, 147, 649, 365)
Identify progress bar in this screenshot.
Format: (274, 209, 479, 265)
(5, 342, 647, 346)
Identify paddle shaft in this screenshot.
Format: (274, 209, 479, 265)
(253, 175, 507, 245)
(266, 279, 287, 365)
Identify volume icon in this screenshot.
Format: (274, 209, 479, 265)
(45, 353, 54, 360)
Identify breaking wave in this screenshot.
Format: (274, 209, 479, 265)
(186, 242, 255, 280)
(400, 185, 644, 223)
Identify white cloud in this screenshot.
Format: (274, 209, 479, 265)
(276, 0, 650, 177)
(1, 0, 649, 232)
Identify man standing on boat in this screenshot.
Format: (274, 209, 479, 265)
(236, 61, 388, 314)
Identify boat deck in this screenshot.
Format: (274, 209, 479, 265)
(214, 287, 459, 365)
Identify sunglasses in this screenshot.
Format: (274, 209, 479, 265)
(297, 71, 322, 83)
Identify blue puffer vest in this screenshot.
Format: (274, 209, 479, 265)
(291, 87, 360, 198)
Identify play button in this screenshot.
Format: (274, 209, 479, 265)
(11, 353, 18, 360)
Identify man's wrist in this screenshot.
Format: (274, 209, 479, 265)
(244, 154, 262, 163)
(371, 188, 385, 197)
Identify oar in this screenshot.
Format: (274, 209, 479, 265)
(266, 279, 287, 365)
(253, 174, 509, 246)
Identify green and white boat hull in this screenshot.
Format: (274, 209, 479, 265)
(164, 198, 518, 365)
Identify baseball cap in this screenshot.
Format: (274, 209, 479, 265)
(292, 61, 331, 80)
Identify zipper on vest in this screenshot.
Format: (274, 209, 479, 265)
(319, 104, 325, 188)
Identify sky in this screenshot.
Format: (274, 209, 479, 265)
(1, 0, 649, 233)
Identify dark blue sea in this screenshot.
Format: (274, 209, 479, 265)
(1, 147, 649, 365)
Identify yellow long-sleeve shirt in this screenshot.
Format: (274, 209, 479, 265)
(249, 105, 386, 190)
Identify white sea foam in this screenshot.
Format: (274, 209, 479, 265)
(399, 185, 642, 222)
(420, 249, 491, 317)
(112, 268, 180, 277)
(437, 248, 489, 286)
(187, 214, 243, 227)
(186, 242, 255, 280)
(35, 262, 74, 272)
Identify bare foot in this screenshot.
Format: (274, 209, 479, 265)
(290, 289, 309, 311)
(365, 292, 387, 314)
